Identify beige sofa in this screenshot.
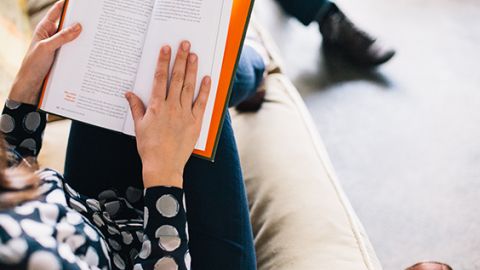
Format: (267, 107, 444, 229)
(4, 1, 383, 269)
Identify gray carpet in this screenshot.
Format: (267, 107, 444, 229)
(254, 0, 480, 269)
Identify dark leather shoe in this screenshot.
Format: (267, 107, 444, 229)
(319, 3, 396, 66)
(406, 262, 453, 270)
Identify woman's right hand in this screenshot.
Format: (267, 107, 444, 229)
(126, 41, 211, 189)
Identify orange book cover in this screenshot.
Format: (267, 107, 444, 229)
(39, 0, 255, 161)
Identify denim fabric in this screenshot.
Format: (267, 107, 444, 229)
(229, 45, 266, 107)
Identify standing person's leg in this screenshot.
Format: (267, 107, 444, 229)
(274, 0, 332, 26)
(274, 0, 396, 66)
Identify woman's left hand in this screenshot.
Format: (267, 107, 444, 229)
(9, 0, 82, 105)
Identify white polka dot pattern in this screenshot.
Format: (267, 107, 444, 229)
(84, 246, 100, 266)
(23, 112, 41, 132)
(86, 199, 101, 211)
(19, 138, 36, 152)
(0, 215, 22, 237)
(133, 263, 144, 270)
(21, 219, 54, 238)
(156, 194, 180, 218)
(154, 257, 178, 270)
(185, 251, 191, 270)
(5, 99, 21, 110)
(27, 250, 61, 270)
(58, 243, 77, 263)
(2, 100, 47, 158)
(0, 238, 28, 264)
(122, 231, 134, 245)
(139, 239, 152, 259)
(108, 238, 122, 251)
(0, 114, 15, 133)
(156, 225, 181, 252)
(126, 187, 143, 203)
(113, 252, 126, 270)
(144, 206, 149, 227)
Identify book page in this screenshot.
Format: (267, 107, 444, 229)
(123, 0, 234, 151)
(41, 0, 154, 131)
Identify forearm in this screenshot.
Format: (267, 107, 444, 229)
(1, 100, 47, 159)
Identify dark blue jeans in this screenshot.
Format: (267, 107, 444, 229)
(64, 46, 264, 270)
(275, 0, 332, 25)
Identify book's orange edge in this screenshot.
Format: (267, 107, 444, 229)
(193, 0, 255, 161)
(38, 0, 70, 110)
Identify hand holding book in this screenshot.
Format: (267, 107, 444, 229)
(9, 1, 82, 105)
(126, 42, 211, 189)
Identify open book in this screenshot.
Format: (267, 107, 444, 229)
(39, 0, 254, 161)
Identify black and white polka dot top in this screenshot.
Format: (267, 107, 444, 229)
(0, 100, 191, 270)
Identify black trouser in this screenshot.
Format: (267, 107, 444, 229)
(275, 0, 332, 25)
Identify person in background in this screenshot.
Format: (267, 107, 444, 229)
(275, 0, 396, 66)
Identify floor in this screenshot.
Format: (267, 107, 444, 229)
(254, 0, 480, 269)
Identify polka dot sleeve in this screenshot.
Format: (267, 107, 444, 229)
(134, 186, 190, 270)
(1, 100, 47, 157)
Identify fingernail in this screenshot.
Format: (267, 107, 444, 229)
(125, 92, 131, 99)
(71, 23, 81, 32)
(161, 45, 171, 54)
(189, 54, 197, 63)
(204, 76, 211, 85)
(182, 41, 190, 51)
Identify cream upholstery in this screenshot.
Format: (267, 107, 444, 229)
(231, 74, 382, 270)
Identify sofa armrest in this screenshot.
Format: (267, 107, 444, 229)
(231, 74, 382, 270)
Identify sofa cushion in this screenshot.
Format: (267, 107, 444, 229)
(37, 119, 70, 172)
(231, 74, 382, 270)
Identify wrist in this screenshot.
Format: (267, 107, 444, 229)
(142, 163, 184, 189)
(9, 81, 40, 105)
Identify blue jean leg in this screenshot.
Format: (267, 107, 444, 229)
(229, 45, 266, 107)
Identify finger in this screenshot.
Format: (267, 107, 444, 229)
(126, 92, 146, 124)
(167, 41, 190, 104)
(181, 53, 198, 109)
(41, 22, 82, 51)
(45, 0, 65, 24)
(35, 0, 66, 38)
(151, 45, 171, 102)
(193, 76, 211, 120)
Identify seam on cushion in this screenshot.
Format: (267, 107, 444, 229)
(270, 74, 379, 270)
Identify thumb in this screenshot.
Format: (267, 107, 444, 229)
(126, 92, 146, 123)
(43, 23, 82, 51)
